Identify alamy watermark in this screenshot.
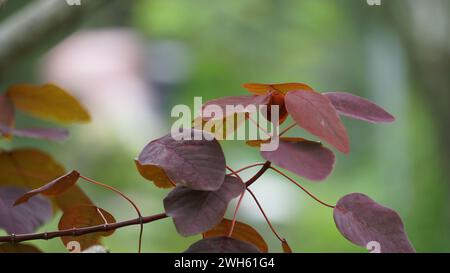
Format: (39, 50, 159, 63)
(170, 97, 280, 151)
(65, 0, 81, 6)
(366, 0, 381, 6)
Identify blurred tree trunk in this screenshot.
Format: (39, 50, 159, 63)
(0, 0, 131, 82)
(385, 1, 450, 169)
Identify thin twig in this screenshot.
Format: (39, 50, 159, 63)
(245, 161, 271, 188)
(269, 166, 335, 208)
(279, 122, 297, 137)
(233, 163, 267, 175)
(226, 165, 244, 182)
(246, 188, 285, 242)
(0, 213, 167, 244)
(80, 175, 145, 253)
(227, 190, 245, 237)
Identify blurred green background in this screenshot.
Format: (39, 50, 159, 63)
(1, 0, 449, 252)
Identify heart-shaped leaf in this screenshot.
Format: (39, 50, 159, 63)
(58, 205, 116, 251)
(164, 175, 245, 236)
(6, 84, 91, 124)
(285, 90, 350, 153)
(204, 218, 268, 252)
(0, 95, 14, 138)
(333, 193, 415, 253)
(0, 243, 42, 253)
(0, 187, 52, 234)
(242, 82, 314, 95)
(324, 92, 395, 123)
(0, 94, 70, 141)
(14, 170, 80, 206)
(201, 94, 271, 121)
(137, 129, 226, 191)
(185, 236, 260, 253)
(0, 148, 93, 211)
(261, 138, 335, 181)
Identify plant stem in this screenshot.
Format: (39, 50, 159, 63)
(0, 213, 167, 244)
(245, 161, 271, 187)
(226, 166, 244, 182)
(80, 175, 145, 253)
(227, 190, 245, 237)
(270, 166, 335, 208)
(233, 163, 267, 174)
(279, 122, 297, 137)
(246, 188, 285, 242)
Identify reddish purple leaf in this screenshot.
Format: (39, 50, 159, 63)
(137, 129, 226, 191)
(334, 193, 415, 253)
(185, 236, 260, 253)
(14, 170, 80, 206)
(11, 127, 69, 141)
(261, 139, 335, 181)
(164, 175, 245, 236)
(0, 95, 15, 137)
(324, 92, 395, 123)
(0, 187, 52, 234)
(201, 94, 271, 120)
(285, 90, 350, 154)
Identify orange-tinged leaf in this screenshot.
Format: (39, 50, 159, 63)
(242, 82, 314, 95)
(14, 170, 80, 206)
(0, 95, 14, 127)
(242, 83, 272, 95)
(0, 95, 15, 138)
(6, 84, 91, 124)
(0, 148, 93, 211)
(134, 160, 174, 188)
(281, 239, 292, 253)
(203, 218, 268, 253)
(58, 205, 116, 251)
(54, 186, 93, 212)
(0, 243, 42, 253)
(193, 113, 247, 140)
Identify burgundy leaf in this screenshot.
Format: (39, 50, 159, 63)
(0, 95, 15, 137)
(201, 94, 271, 121)
(137, 129, 226, 191)
(14, 170, 80, 206)
(324, 92, 395, 123)
(333, 193, 415, 253)
(11, 127, 69, 141)
(261, 139, 335, 181)
(164, 175, 245, 236)
(0, 187, 52, 234)
(285, 90, 350, 153)
(185, 236, 260, 253)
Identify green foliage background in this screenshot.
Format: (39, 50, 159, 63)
(1, 0, 449, 252)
